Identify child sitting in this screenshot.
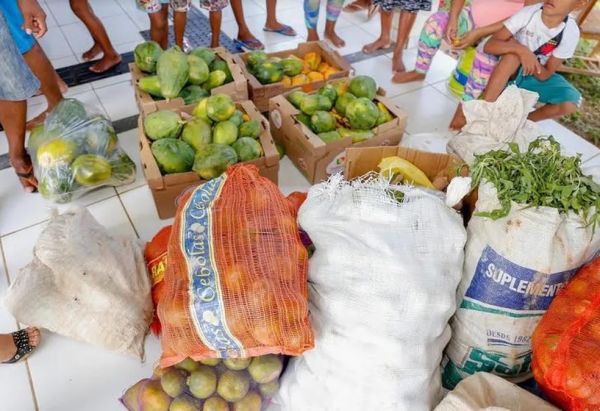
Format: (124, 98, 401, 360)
(451, 0, 587, 130)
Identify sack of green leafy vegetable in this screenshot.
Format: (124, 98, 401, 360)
(442, 136, 600, 389)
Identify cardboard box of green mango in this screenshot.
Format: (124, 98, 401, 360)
(130, 46, 248, 116)
(269, 75, 407, 184)
(139, 98, 279, 219)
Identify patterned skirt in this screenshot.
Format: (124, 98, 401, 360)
(373, 0, 432, 12)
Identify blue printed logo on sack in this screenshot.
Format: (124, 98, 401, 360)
(461, 245, 578, 316)
(182, 174, 244, 357)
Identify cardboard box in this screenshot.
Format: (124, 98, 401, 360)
(344, 145, 477, 224)
(130, 47, 248, 115)
(234, 41, 352, 112)
(269, 83, 407, 184)
(344, 146, 462, 181)
(139, 100, 279, 219)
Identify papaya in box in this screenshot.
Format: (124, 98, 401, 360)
(130, 47, 248, 116)
(234, 41, 352, 112)
(269, 79, 407, 184)
(139, 99, 279, 219)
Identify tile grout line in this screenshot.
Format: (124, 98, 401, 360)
(0, 189, 119, 239)
(0, 241, 41, 411)
(116, 192, 141, 240)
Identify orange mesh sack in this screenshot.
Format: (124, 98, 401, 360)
(144, 225, 172, 336)
(158, 164, 313, 367)
(532, 256, 600, 410)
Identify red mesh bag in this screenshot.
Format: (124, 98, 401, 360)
(532, 256, 600, 410)
(144, 225, 172, 336)
(158, 164, 313, 367)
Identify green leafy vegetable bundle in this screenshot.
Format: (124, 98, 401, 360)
(471, 137, 600, 227)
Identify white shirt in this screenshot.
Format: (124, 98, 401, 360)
(504, 4, 580, 65)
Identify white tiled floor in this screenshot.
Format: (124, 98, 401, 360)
(1, 1, 599, 410)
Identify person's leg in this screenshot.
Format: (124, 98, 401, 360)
(22, 43, 63, 129)
(323, 0, 345, 47)
(392, 11, 449, 82)
(0, 100, 37, 191)
(264, 0, 296, 35)
(0, 328, 41, 363)
(209, 10, 222, 48)
(304, 0, 320, 41)
(528, 102, 577, 122)
(449, 53, 521, 130)
(148, 5, 169, 49)
(173, 11, 187, 49)
(69, 0, 121, 73)
(463, 46, 499, 101)
(363, 9, 393, 53)
(0, 8, 39, 191)
(391, 10, 417, 73)
(171, 0, 191, 49)
(231, 0, 263, 48)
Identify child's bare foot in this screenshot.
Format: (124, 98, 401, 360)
(82, 43, 102, 62)
(324, 29, 345, 48)
(392, 51, 406, 73)
(391, 70, 425, 84)
(89, 53, 122, 74)
(362, 37, 391, 54)
(0, 328, 41, 362)
(449, 105, 466, 131)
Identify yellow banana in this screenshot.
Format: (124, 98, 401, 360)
(378, 156, 435, 188)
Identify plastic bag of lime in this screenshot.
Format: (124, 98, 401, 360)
(29, 98, 135, 203)
(121, 355, 284, 411)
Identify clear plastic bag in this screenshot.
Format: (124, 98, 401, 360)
(29, 98, 136, 203)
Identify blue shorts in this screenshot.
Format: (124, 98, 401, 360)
(0, 10, 40, 100)
(0, 0, 35, 54)
(511, 67, 582, 106)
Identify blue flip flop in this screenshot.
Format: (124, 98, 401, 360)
(234, 38, 265, 51)
(263, 24, 297, 37)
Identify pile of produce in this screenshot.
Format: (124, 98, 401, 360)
(158, 165, 313, 367)
(121, 355, 284, 411)
(245, 50, 339, 86)
(134, 41, 235, 105)
(285, 75, 394, 145)
(443, 137, 600, 389)
(275, 176, 466, 410)
(144, 94, 264, 180)
(470, 137, 600, 226)
(532, 256, 600, 409)
(30, 98, 136, 203)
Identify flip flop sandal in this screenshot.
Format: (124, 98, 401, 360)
(343, 1, 368, 13)
(2, 329, 37, 364)
(234, 38, 265, 51)
(263, 24, 297, 37)
(14, 167, 38, 193)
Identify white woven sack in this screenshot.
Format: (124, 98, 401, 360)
(273, 176, 467, 411)
(442, 182, 600, 387)
(435, 372, 559, 411)
(447, 86, 541, 164)
(4, 207, 152, 358)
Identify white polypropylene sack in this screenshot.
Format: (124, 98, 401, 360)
(4, 208, 152, 358)
(442, 182, 600, 388)
(435, 372, 559, 411)
(273, 176, 467, 411)
(447, 86, 540, 164)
